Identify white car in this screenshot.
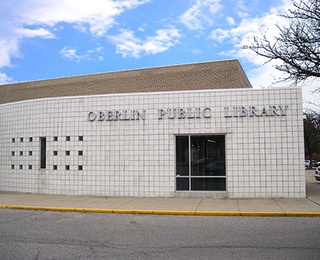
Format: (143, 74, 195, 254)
(315, 167, 320, 181)
(305, 160, 310, 168)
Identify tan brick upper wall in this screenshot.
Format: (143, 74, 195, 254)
(0, 60, 252, 104)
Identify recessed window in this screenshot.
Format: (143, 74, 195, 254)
(19, 165, 23, 170)
(53, 165, 57, 170)
(65, 165, 70, 171)
(29, 165, 32, 170)
(78, 165, 83, 171)
(79, 136, 83, 141)
(20, 151, 23, 156)
(20, 137, 23, 142)
(11, 151, 15, 156)
(78, 151, 83, 156)
(40, 137, 46, 169)
(11, 165, 14, 170)
(66, 151, 70, 156)
(53, 151, 58, 156)
(12, 138, 15, 143)
(29, 151, 32, 156)
(29, 137, 33, 142)
(54, 136, 58, 141)
(176, 135, 226, 192)
(66, 136, 70, 141)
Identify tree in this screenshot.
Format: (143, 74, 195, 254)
(244, 0, 320, 86)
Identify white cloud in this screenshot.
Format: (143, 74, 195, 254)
(60, 47, 86, 62)
(109, 28, 181, 58)
(60, 46, 104, 61)
(0, 73, 14, 85)
(179, 0, 222, 30)
(226, 16, 235, 26)
(0, 0, 149, 69)
(210, 0, 293, 87)
(15, 28, 55, 39)
(0, 38, 20, 67)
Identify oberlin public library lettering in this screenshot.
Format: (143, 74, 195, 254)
(87, 105, 288, 122)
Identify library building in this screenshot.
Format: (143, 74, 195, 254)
(0, 60, 305, 198)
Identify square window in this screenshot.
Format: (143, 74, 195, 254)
(66, 136, 70, 141)
(12, 151, 15, 156)
(66, 151, 70, 156)
(11, 165, 14, 170)
(20, 151, 23, 156)
(53, 151, 58, 156)
(53, 165, 57, 170)
(79, 136, 83, 141)
(78, 151, 83, 156)
(29, 165, 32, 170)
(78, 165, 83, 171)
(12, 138, 15, 143)
(176, 135, 226, 192)
(20, 137, 23, 142)
(66, 165, 70, 171)
(19, 165, 23, 170)
(29, 151, 32, 156)
(54, 136, 58, 141)
(29, 137, 33, 142)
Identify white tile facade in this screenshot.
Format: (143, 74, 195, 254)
(0, 87, 305, 198)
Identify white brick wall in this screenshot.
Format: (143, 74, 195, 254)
(0, 87, 305, 198)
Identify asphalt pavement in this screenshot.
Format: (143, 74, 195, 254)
(1, 170, 320, 216)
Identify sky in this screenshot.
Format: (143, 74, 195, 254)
(0, 0, 318, 110)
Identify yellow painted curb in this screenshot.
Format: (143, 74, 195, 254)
(74, 208, 113, 214)
(112, 209, 154, 214)
(195, 211, 241, 216)
(152, 210, 195, 215)
(1, 205, 320, 217)
(240, 212, 286, 217)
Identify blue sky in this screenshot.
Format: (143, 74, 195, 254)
(0, 0, 318, 108)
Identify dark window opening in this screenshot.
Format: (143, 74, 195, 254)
(176, 135, 226, 192)
(40, 137, 46, 169)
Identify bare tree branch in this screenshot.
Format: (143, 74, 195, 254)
(244, 0, 320, 87)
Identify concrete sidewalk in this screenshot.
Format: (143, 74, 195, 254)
(1, 171, 320, 217)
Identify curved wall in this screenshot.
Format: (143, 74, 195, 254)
(0, 87, 305, 198)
